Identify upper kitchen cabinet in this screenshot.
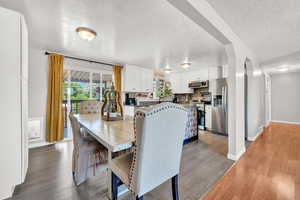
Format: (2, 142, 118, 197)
(187, 70, 209, 82)
(141, 68, 154, 93)
(208, 66, 227, 80)
(123, 65, 153, 92)
(169, 73, 193, 94)
(222, 65, 229, 78)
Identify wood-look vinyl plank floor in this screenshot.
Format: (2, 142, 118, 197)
(8, 133, 233, 200)
(203, 122, 300, 200)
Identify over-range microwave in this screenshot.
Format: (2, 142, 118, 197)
(188, 80, 209, 89)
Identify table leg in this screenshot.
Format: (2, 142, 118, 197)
(107, 150, 113, 200)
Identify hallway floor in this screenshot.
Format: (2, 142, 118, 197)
(203, 123, 300, 200)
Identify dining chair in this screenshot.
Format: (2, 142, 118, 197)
(79, 100, 103, 139)
(110, 103, 188, 200)
(69, 113, 108, 185)
(79, 100, 103, 114)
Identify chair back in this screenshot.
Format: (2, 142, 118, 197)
(79, 100, 102, 114)
(69, 113, 83, 148)
(130, 103, 188, 196)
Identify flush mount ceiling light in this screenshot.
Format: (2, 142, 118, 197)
(76, 27, 97, 41)
(164, 65, 172, 73)
(181, 62, 191, 69)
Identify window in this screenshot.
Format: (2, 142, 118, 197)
(63, 69, 113, 139)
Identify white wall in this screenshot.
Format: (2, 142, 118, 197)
(246, 68, 266, 140)
(28, 48, 48, 137)
(271, 71, 300, 123)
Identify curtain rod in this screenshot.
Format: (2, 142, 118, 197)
(45, 51, 116, 67)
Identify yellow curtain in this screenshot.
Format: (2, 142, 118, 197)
(46, 53, 65, 142)
(113, 65, 123, 113)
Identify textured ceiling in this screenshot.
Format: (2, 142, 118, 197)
(0, 0, 225, 72)
(208, 0, 300, 63)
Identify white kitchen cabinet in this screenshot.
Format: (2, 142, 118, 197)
(181, 73, 193, 93)
(123, 65, 140, 92)
(205, 105, 212, 130)
(188, 70, 209, 82)
(209, 67, 219, 80)
(141, 68, 154, 93)
(0, 7, 28, 199)
(223, 65, 229, 78)
(169, 73, 180, 94)
(123, 65, 153, 93)
(169, 73, 193, 94)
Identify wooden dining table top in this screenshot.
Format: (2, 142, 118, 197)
(75, 114, 135, 152)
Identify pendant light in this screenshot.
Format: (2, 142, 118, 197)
(164, 65, 172, 73)
(181, 62, 191, 69)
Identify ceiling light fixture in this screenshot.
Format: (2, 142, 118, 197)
(277, 66, 289, 72)
(164, 65, 172, 73)
(76, 27, 97, 41)
(181, 62, 191, 69)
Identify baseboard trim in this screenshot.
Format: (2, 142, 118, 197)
(271, 120, 300, 125)
(247, 126, 264, 141)
(0, 185, 14, 200)
(29, 138, 72, 149)
(227, 147, 246, 161)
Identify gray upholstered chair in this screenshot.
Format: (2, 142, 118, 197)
(79, 100, 103, 139)
(69, 113, 108, 186)
(110, 103, 188, 200)
(79, 100, 102, 114)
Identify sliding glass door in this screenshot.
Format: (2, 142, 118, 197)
(63, 69, 113, 139)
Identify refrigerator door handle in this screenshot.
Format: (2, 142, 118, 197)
(221, 86, 224, 107)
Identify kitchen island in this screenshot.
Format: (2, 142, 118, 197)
(181, 104, 198, 143)
(133, 103, 198, 144)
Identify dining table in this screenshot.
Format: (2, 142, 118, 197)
(74, 113, 135, 199)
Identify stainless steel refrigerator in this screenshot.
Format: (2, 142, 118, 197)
(211, 78, 228, 135)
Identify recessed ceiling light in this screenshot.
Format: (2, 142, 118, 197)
(181, 62, 191, 69)
(164, 65, 172, 73)
(76, 27, 97, 41)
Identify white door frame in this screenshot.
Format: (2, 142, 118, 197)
(63, 65, 113, 139)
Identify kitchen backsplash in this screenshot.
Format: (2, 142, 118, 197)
(175, 88, 210, 103)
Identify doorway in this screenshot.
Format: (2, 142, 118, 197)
(63, 69, 113, 139)
(244, 59, 254, 140)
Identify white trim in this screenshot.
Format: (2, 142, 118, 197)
(247, 126, 264, 141)
(29, 138, 72, 149)
(265, 120, 271, 127)
(271, 120, 300, 125)
(0, 185, 14, 200)
(227, 147, 246, 161)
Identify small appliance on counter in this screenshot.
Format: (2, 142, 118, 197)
(125, 93, 136, 106)
(173, 97, 178, 103)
